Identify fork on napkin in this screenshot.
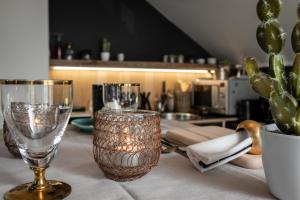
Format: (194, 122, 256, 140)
(186, 131, 252, 172)
(164, 125, 262, 172)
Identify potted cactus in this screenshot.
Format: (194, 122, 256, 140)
(101, 38, 111, 61)
(246, 1, 300, 199)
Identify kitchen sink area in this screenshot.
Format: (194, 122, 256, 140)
(160, 112, 238, 128)
(160, 112, 200, 121)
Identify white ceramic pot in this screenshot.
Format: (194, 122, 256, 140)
(117, 53, 125, 62)
(101, 52, 110, 61)
(207, 57, 217, 65)
(261, 129, 300, 200)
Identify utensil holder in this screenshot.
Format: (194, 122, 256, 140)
(175, 91, 191, 112)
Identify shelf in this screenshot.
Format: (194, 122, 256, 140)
(50, 59, 216, 73)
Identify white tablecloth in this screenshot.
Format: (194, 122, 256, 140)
(0, 126, 274, 200)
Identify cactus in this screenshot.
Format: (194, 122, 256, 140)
(102, 38, 111, 52)
(245, 0, 300, 135)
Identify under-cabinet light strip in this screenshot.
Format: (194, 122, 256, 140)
(51, 66, 210, 74)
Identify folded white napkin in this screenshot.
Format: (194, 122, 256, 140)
(263, 123, 278, 132)
(161, 128, 168, 137)
(186, 131, 252, 172)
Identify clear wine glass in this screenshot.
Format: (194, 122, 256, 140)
(1, 80, 73, 200)
(102, 83, 140, 111)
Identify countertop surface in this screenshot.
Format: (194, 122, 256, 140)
(0, 124, 274, 200)
(71, 111, 239, 125)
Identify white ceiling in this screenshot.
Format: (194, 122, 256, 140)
(147, 0, 299, 66)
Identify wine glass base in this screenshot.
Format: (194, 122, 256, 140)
(4, 180, 71, 200)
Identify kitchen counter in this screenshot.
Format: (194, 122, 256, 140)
(159, 112, 239, 128)
(71, 111, 239, 127)
(71, 111, 91, 118)
(182, 116, 238, 127)
(0, 126, 273, 199)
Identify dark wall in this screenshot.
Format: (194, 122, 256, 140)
(49, 0, 210, 61)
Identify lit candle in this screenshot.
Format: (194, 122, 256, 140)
(64, 97, 69, 106)
(100, 126, 141, 167)
(34, 118, 40, 124)
(93, 109, 161, 181)
(114, 127, 140, 167)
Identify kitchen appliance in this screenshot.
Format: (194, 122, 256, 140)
(237, 98, 273, 123)
(92, 84, 104, 118)
(192, 78, 258, 115)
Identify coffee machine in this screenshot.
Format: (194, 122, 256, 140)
(192, 78, 259, 115)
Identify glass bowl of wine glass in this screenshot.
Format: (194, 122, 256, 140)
(1, 80, 73, 200)
(102, 83, 140, 111)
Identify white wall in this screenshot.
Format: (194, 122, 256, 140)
(0, 0, 49, 79)
(147, 0, 299, 66)
(0, 0, 49, 128)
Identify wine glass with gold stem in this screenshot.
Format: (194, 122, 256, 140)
(1, 80, 73, 200)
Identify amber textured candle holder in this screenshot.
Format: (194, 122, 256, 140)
(93, 110, 161, 181)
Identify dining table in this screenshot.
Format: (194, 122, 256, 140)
(0, 123, 275, 200)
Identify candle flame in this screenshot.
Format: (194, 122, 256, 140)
(64, 97, 69, 106)
(34, 118, 40, 124)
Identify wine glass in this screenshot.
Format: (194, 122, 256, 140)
(1, 80, 73, 200)
(102, 83, 140, 111)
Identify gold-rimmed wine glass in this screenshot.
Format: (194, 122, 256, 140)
(1, 80, 73, 200)
(102, 83, 140, 111)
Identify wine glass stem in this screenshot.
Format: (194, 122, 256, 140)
(29, 167, 48, 191)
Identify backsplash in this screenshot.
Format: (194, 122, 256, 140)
(49, 70, 211, 110)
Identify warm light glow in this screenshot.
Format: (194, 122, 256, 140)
(51, 66, 209, 74)
(64, 97, 69, 106)
(34, 118, 40, 124)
